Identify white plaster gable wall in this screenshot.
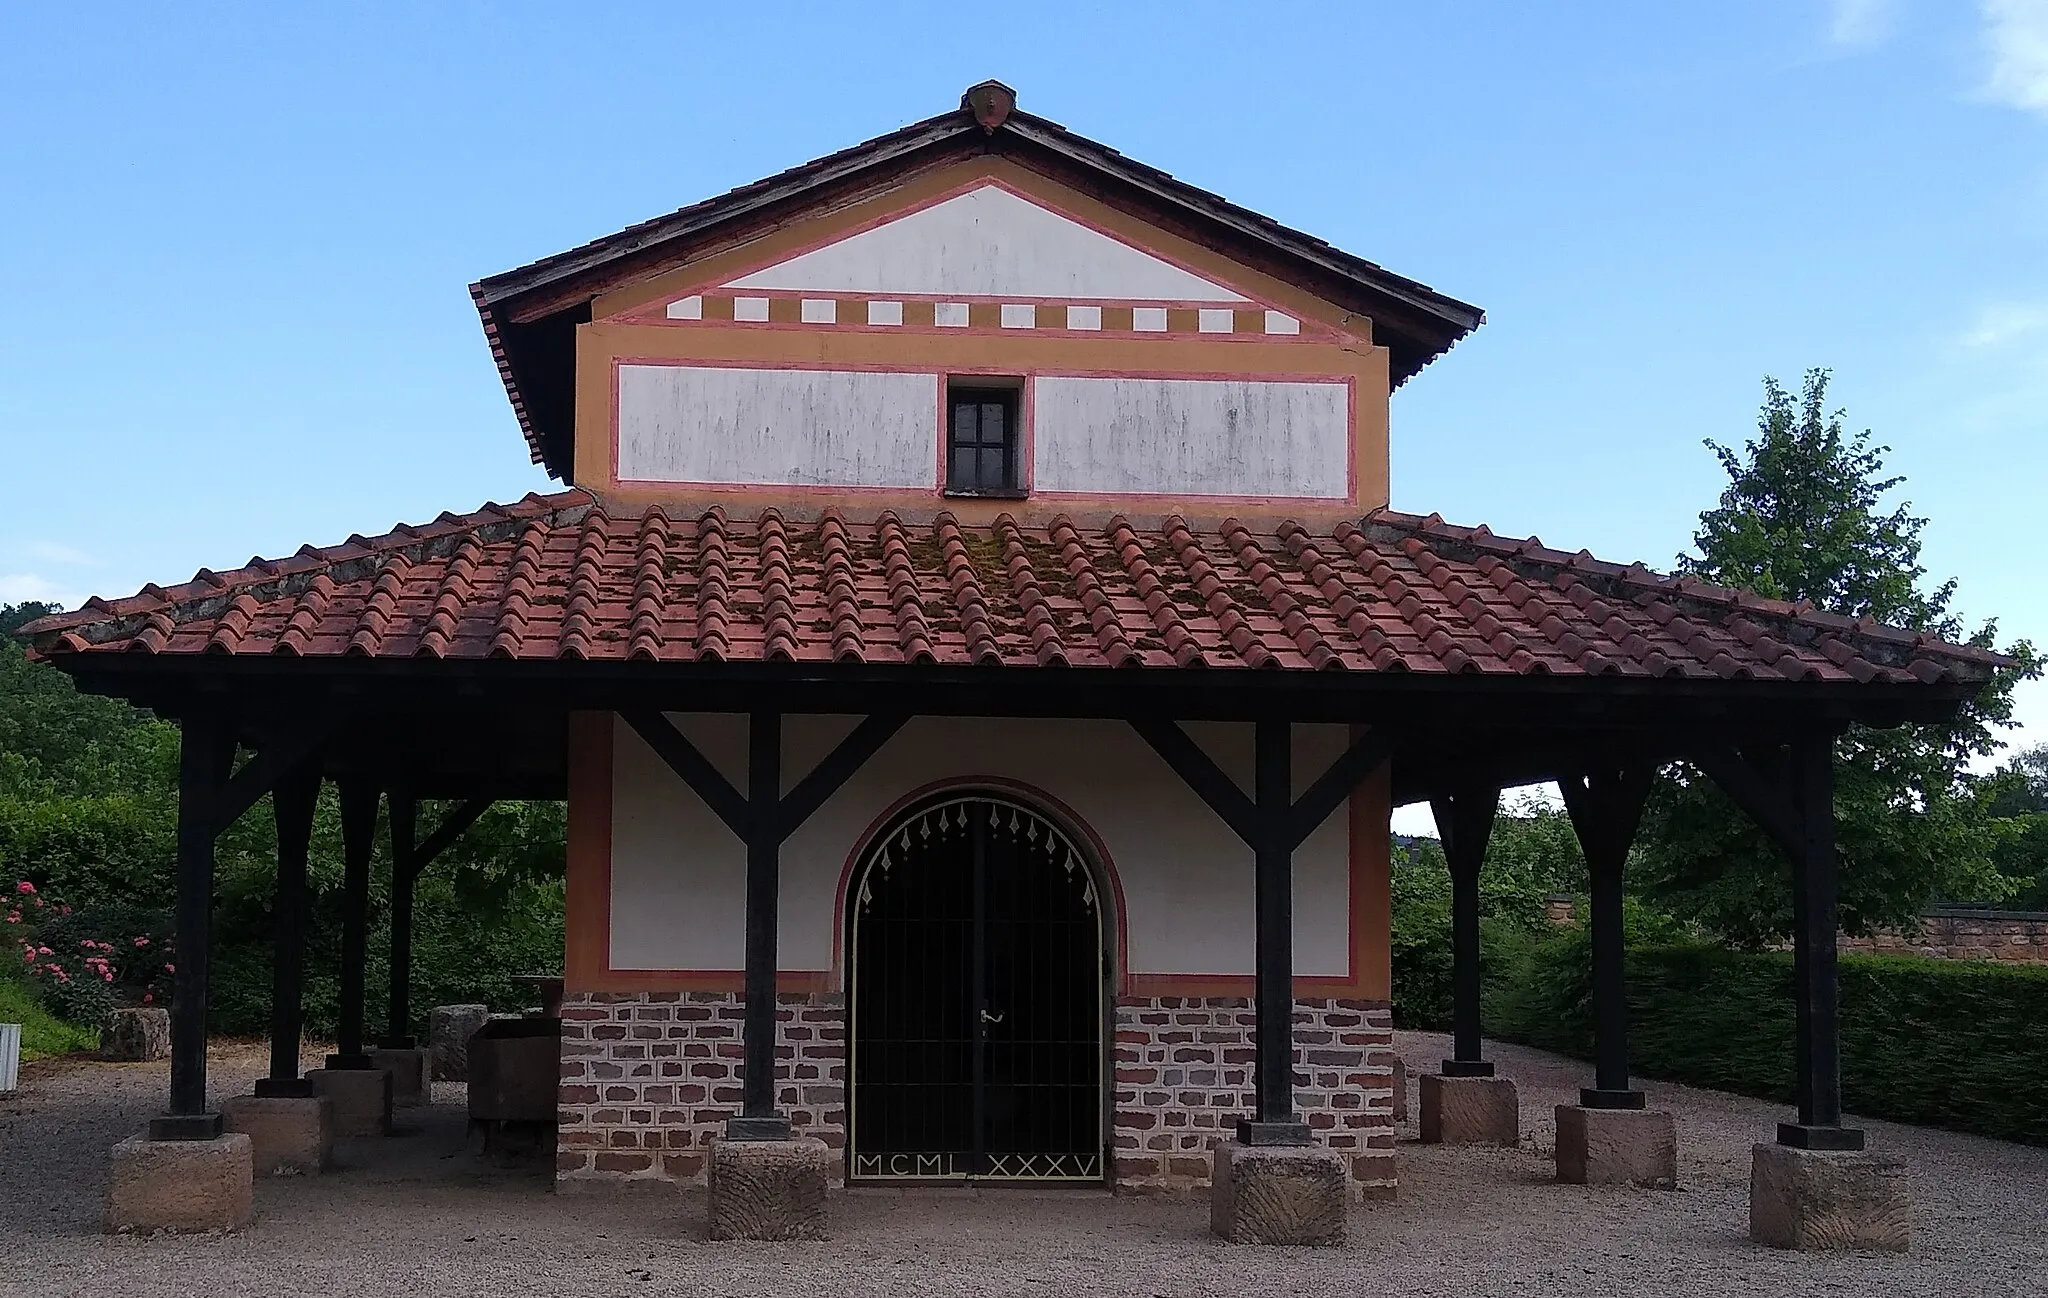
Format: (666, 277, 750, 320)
(722, 185, 1252, 302)
(1031, 376, 1350, 499)
(607, 716, 1354, 978)
(616, 364, 937, 487)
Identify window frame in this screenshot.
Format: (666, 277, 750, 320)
(942, 379, 1027, 499)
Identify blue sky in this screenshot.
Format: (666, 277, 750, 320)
(3, 2, 2044, 761)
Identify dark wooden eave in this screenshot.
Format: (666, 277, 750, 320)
(469, 88, 1486, 481)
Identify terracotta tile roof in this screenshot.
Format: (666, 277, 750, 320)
(19, 491, 2004, 690)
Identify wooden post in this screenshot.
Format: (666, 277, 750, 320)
(1239, 717, 1307, 1143)
(256, 768, 320, 1097)
(330, 781, 378, 1069)
(1784, 733, 1857, 1148)
(151, 712, 233, 1139)
(1431, 786, 1497, 1077)
(384, 793, 417, 1049)
(618, 708, 908, 1142)
(731, 710, 790, 1139)
(1559, 767, 1653, 1109)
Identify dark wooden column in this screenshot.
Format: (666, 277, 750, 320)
(383, 793, 418, 1049)
(1696, 730, 1860, 1150)
(1431, 784, 1498, 1076)
(623, 709, 908, 1141)
(151, 712, 235, 1139)
(1245, 718, 1304, 1139)
(1558, 766, 1654, 1108)
(736, 711, 785, 1136)
(1130, 718, 1395, 1146)
(1787, 733, 1851, 1145)
(330, 781, 378, 1070)
(255, 768, 321, 1098)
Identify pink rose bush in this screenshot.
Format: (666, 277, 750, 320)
(5, 878, 174, 1024)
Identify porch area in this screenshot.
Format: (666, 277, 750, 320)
(5, 1033, 2042, 1295)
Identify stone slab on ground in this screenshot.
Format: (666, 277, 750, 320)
(368, 1046, 428, 1108)
(99, 1008, 169, 1062)
(307, 1066, 393, 1138)
(1208, 1140, 1347, 1246)
(1749, 1142, 1911, 1252)
(429, 1004, 490, 1082)
(1555, 1105, 1677, 1188)
(708, 1137, 830, 1241)
(221, 1094, 333, 1175)
(1419, 1073, 1519, 1146)
(104, 1132, 254, 1233)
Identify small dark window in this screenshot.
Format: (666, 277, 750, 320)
(946, 384, 1022, 496)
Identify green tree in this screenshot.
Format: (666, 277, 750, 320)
(1634, 371, 2039, 945)
(1983, 744, 2048, 908)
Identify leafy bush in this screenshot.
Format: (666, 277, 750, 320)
(0, 972, 97, 1059)
(1485, 934, 2048, 1146)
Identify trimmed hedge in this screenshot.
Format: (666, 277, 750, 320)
(1486, 936, 2048, 1146)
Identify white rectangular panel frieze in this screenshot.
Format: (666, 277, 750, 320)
(1032, 375, 1350, 500)
(617, 364, 938, 488)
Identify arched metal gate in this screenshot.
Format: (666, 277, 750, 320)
(846, 793, 1106, 1182)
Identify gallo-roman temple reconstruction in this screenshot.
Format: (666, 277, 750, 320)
(24, 82, 2003, 1246)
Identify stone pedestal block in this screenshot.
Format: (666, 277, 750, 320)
(1209, 1141, 1347, 1246)
(1555, 1105, 1676, 1188)
(1749, 1143, 1911, 1252)
(430, 1003, 490, 1081)
(99, 1007, 170, 1062)
(307, 1066, 393, 1137)
(104, 1132, 254, 1233)
(1419, 1073, 1519, 1146)
(708, 1137, 830, 1241)
(1391, 1056, 1408, 1124)
(369, 1046, 429, 1107)
(222, 1094, 333, 1175)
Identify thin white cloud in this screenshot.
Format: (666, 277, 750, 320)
(1983, 0, 2048, 116)
(0, 573, 86, 610)
(1962, 300, 2048, 346)
(25, 541, 92, 565)
(1830, 0, 1900, 46)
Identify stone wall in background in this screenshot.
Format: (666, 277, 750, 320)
(1838, 910, 2048, 963)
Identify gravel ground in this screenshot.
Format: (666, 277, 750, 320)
(2, 1032, 2044, 1297)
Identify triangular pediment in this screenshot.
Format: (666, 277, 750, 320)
(721, 183, 1251, 302)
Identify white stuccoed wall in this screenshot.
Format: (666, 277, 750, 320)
(616, 364, 938, 487)
(1031, 375, 1351, 499)
(607, 716, 1354, 979)
(722, 184, 1250, 301)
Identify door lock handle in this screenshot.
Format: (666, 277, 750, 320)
(980, 1009, 1005, 1024)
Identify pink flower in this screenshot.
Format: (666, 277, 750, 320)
(31, 897, 42, 908)
(21, 948, 32, 963)
(36, 946, 52, 956)
(4, 911, 17, 924)
(162, 963, 175, 973)
(133, 937, 150, 948)
(80, 939, 95, 948)
(102, 971, 113, 982)
(59, 905, 71, 915)
(15, 881, 33, 894)
(142, 993, 153, 1004)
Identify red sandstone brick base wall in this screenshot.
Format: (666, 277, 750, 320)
(557, 990, 1397, 1197)
(556, 991, 846, 1186)
(1112, 997, 1397, 1199)
(1838, 912, 2048, 963)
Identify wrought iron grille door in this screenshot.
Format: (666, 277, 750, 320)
(848, 795, 1105, 1182)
